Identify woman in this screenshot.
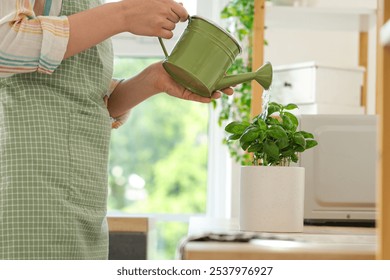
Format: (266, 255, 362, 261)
(0, 0, 233, 259)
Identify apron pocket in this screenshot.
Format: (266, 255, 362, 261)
(67, 110, 111, 209)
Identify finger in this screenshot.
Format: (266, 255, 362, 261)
(192, 95, 213, 103)
(168, 11, 180, 23)
(183, 89, 212, 103)
(171, 2, 189, 22)
(211, 91, 222, 100)
(163, 20, 176, 31)
(159, 29, 174, 39)
(220, 87, 234, 95)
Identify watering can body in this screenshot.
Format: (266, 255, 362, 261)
(160, 16, 273, 97)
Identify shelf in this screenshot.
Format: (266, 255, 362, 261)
(265, 6, 376, 32)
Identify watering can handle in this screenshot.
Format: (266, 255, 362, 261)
(158, 16, 191, 58)
(158, 37, 169, 57)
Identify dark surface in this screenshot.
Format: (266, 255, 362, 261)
(108, 232, 147, 260)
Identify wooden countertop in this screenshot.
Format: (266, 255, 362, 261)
(107, 216, 152, 233)
(181, 226, 376, 260)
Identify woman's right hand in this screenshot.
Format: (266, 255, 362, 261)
(120, 0, 189, 39)
(64, 0, 188, 59)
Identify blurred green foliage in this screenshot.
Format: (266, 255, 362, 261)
(216, 0, 268, 165)
(108, 57, 209, 259)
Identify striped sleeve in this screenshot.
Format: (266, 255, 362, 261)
(0, 0, 69, 77)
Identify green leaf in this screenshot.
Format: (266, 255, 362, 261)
(293, 132, 306, 148)
(305, 139, 318, 149)
(296, 146, 305, 152)
(211, 100, 217, 109)
(228, 134, 241, 141)
(284, 103, 299, 110)
(267, 103, 281, 116)
(276, 137, 289, 149)
(300, 131, 315, 139)
(281, 149, 295, 157)
(225, 121, 249, 134)
(240, 126, 260, 143)
(281, 114, 293, 130)
(247, 143, 263, 153)
(267, 125, 288, 140)
(264, 141, 279, 160)
(240, 141, 251, 151)
(267, 117, 280, 125)
(283, 112, 299, 130)
(256, 118, 267, 130)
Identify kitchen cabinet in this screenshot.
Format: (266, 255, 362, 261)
(271, 62, 365, 114)
(251, 2, 377, 116)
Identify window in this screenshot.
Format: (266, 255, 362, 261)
(105, 1, 216, 260)
(108, 57, 210, 259)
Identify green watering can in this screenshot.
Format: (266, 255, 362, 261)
(159, 16, 273, 97)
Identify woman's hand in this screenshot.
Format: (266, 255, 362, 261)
(150, 62, 234, 103)
(107, 61, 234, 119)
(120, 0, 189, 39)
(65, 0, 188, 58)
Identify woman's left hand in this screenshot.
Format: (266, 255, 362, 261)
(150, 62, 234, 103)
(107, 61, 235, 120)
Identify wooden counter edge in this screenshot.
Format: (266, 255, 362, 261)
(107, 217, 150, 233)
(183, 241, 376, 260)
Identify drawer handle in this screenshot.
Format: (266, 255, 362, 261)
(284, 82, 292, 88)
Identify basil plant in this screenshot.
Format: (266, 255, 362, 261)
(225, 102, 318, 166)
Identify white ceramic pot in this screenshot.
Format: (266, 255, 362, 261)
(240, 166, 305, 233)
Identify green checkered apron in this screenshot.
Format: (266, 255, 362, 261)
(0, 0, 113, 259)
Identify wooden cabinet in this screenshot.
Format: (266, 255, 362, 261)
(376, 0, 390, 260)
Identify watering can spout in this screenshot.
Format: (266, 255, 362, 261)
(215, 62, 273, 91)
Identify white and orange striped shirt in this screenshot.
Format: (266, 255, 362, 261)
(0, 0, 69, 76)
(0, 0, 129, 128)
